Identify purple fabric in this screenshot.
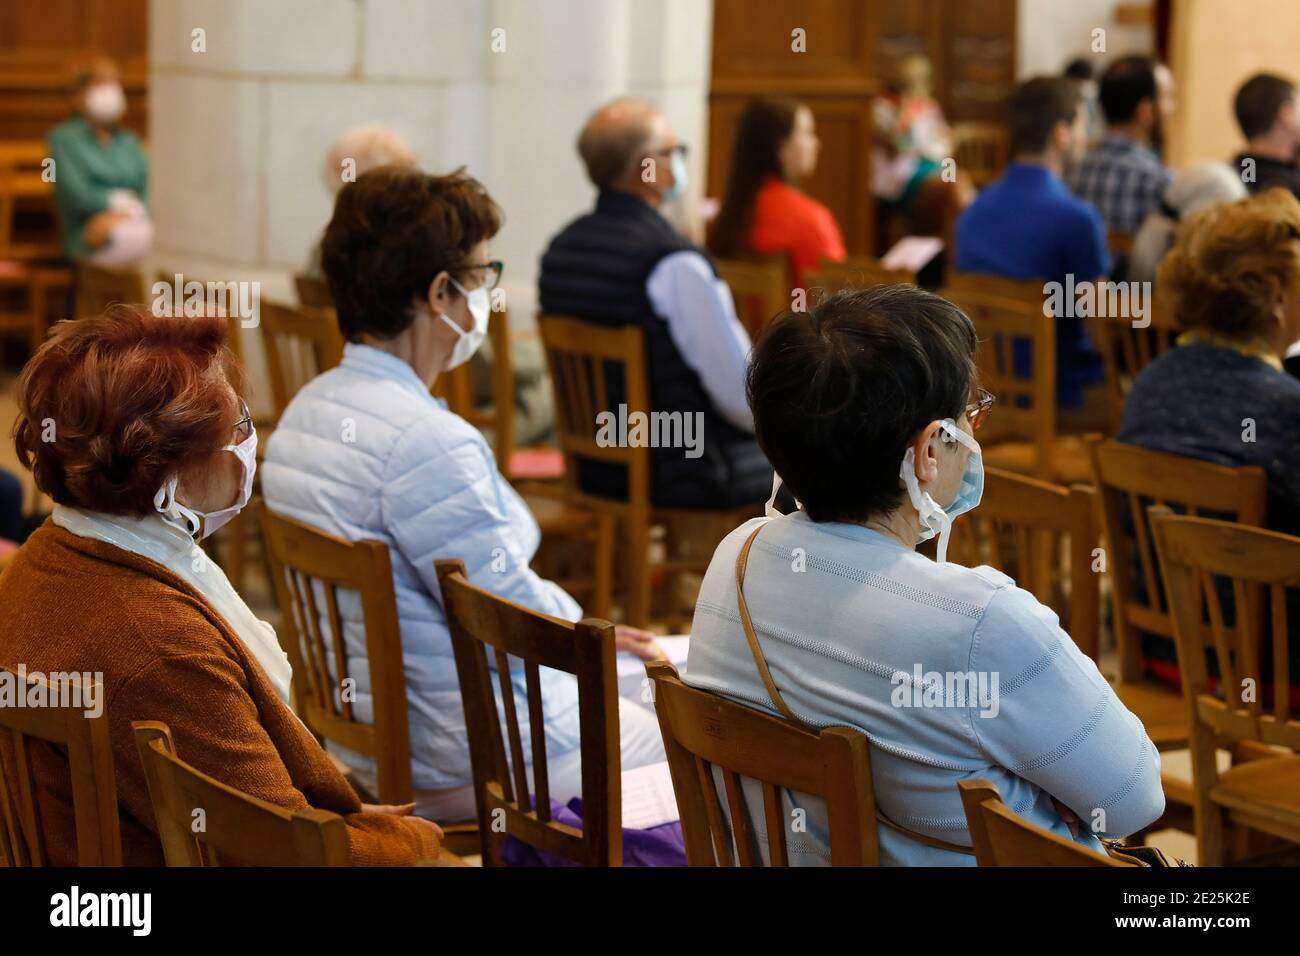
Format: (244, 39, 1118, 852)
(499, 797, 687, 867)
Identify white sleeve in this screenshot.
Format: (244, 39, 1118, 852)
(645, 250, 755, 433)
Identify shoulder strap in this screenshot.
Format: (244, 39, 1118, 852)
(733, 523, 975, 857)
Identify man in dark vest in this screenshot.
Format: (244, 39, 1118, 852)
(539, 98, 774, 510)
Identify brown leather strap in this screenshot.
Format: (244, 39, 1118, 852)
(733, 522, 975, 857)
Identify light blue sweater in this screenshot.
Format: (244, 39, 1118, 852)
(686, 511, 1165, 865)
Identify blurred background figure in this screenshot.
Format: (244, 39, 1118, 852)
(48, 55, 151, 265)
(1126, 161, 1247, 283)
(1232, 73, 1300, 198)
(1063, 56, 1106, 149)
(709, 96, 845, 289)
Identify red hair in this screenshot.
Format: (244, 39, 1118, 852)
(13, 306, 240, 517)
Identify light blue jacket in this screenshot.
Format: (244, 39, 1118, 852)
(261, 344, 582, 789)
(686, 512, 1165, 865)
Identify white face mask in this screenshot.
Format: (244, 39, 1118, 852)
(438, 277, 490, 371)
(153, 428, 258, 541)
(84, 82, 126, 125)
(899, 418, 983, 564)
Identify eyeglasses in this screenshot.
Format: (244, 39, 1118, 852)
(233, 401, 253, 444)
(965, 388, 996, 431)
(458, 260, 504, 292)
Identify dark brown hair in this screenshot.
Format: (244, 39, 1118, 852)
(747, 285, 977, 524)
(321, 166, 502, 342)
(13, 306, 238, 517)
(1008, 77, 1082, 156)
(1235, 73, 1296, 140)
(710, 97, 802, 258)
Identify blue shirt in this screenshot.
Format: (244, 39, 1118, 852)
(686, 511, 1165, 865)
(955, 162, 1110, 407)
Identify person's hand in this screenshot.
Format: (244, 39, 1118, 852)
(84, 209, 129, 248)
(614, 624, 666, 662)
(363, 803, 444, 843)
(1052, 797, 1081, 838)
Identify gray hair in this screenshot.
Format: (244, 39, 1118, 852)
(321, 124, 417, 195)
(576, 97, 659, 190)
(1127, 162, 1248, 283)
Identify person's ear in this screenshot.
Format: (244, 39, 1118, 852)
(426, 271, 452, 313)
(1136, 98, 1156, 129)
(910, 421, 944, 485)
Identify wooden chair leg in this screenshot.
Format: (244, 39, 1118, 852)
(590, 513, 613, 620)
(625, 513, 652, 628)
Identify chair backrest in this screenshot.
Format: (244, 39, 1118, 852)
(957, 780, 1130, 867)
(0, 141, 59, 260)
(0, 664, 120, 866)
(537, 313, 651, 510)
(714, 255, 791, 340)
(293, 272, 333, 309)
(942, 273, 1057, 477)
(646, 661, 879, 866)
(432, 309, 514, 467)
(259, 509, 413, 804)
(1107, 231, 1136, 256)
(951, 122, 1008, 187)
(1151, 511, 1300, 753)
(435, 559, 622, 866)
(1087, 294, 1180, 429)
(805, 255, 916, 294)
(258, 298, 345, 422)
(948, 467, 1101, 660)
(74, 263, 145, 319)
(132, 721, 350, 866)
(1089, 440, 1269, 682)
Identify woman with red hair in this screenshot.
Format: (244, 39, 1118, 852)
(0, 307, 443, 865)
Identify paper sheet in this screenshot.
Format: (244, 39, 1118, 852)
(616, 634, 690, 678)
(621, 760, 680, 829)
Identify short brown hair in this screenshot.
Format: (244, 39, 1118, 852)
(321, 166, 502, 341)
(1008, 77, 1081, 156)
(1235, 73, 1296, 140)
(13, 307, 239, 517)
(1157, 188, 1300, 339)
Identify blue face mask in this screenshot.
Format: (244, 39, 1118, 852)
(899, 418, 983, 563)
(662, 148, 688, 204)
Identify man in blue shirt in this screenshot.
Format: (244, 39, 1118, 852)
(956, 76, 1109, 409)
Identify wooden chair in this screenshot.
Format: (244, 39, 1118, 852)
(132, 721, 351, 866)
(436, 559, 622, 866)
(538, 314, 761, 627)
(646, 661, 879, 866)
(1151, 511, 1300, 865)
(942, 273, 1090, 483)
(1107, 231, 1136, 257)
(714, 255, 791, 340)
(1088, 295, 1180, 430)
(804, 255, 916, 294)
(74, 262, 145, 319)
(0, 263, 69, 352)
(951, 122, 1009, 188)
(258, 298, 344, 424)
(0, 664, 121, 866)
(948, 467, 1100, 660)
(958, 779, 1131, 867)
(259, 509, 413, 805)
(293, 272, 333, 309)
(1089, 440, 1268, 823)
(0, 140, 61, 261)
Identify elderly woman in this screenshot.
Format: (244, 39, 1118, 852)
(1120, 187, 1300, 687)
(686, 285, 1165, 865)
(47, 56, 151, 265)
(0, 307, 443, 866)
(1125, 161, 1248, 284)
(262, 166, 665, 823)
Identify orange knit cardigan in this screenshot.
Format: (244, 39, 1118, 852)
(0, 521, 441, 865)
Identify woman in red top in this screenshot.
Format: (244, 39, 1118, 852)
(711, 97, 846, 289)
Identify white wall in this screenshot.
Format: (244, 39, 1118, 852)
(147, 0, 714, 410)
(1016, 0, 1153, 79)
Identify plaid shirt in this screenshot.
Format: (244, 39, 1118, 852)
(1066, 135, 1173, 234)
